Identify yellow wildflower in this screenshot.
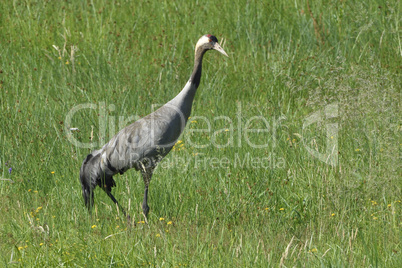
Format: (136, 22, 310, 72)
(51, 171, 55, 174)
(355, 148, 360, 152)
(279, 208, 285, 211)
(91, 225, 96, 229)
(167, 221, 172, 225)
(159, 217, 165, 221)
(156, 234, 160, 237)
(331, 213, 335, 217)
(39, 243, 44, 246)
(18, 246, 23, 250)
(310, 248, 317, 253)
(65, 61, 69, 65)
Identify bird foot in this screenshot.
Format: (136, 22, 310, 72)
(142, 204, 150, 218)
(126, 214, 132, 226)
(142, 212, 150, 226)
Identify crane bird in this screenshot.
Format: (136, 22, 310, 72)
(80, 35, 228, 220)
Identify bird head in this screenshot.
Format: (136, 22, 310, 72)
(195, 34, 228, 57)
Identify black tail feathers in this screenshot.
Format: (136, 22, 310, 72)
(80, 151, 117, 213)
(80, 153, 96, 209)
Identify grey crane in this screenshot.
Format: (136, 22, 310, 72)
(79, 35, 228, 220)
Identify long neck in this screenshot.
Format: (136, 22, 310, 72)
(168, 47, 206, 119)
(190, 48, 206, 88)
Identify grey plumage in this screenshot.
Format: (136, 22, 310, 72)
(80, 34, 228, 219)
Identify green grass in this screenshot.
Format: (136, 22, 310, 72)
(0, 0, 401, 266)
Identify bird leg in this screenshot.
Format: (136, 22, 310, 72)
(140, 164, 154, 220)
(142, 185, 150, 219)
(104, 190, 131, 222)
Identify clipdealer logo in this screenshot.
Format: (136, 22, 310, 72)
(302, 103, 339, 167)
(64, 102, 339, 169)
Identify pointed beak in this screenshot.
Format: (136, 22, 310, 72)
(213, 42, 229, 57)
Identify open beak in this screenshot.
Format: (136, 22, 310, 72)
(213, 42, 229, 57)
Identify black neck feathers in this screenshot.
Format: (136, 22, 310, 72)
(189, 47, 207, 88)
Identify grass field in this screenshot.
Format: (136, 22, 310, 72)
(0, 0, 401, 266)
